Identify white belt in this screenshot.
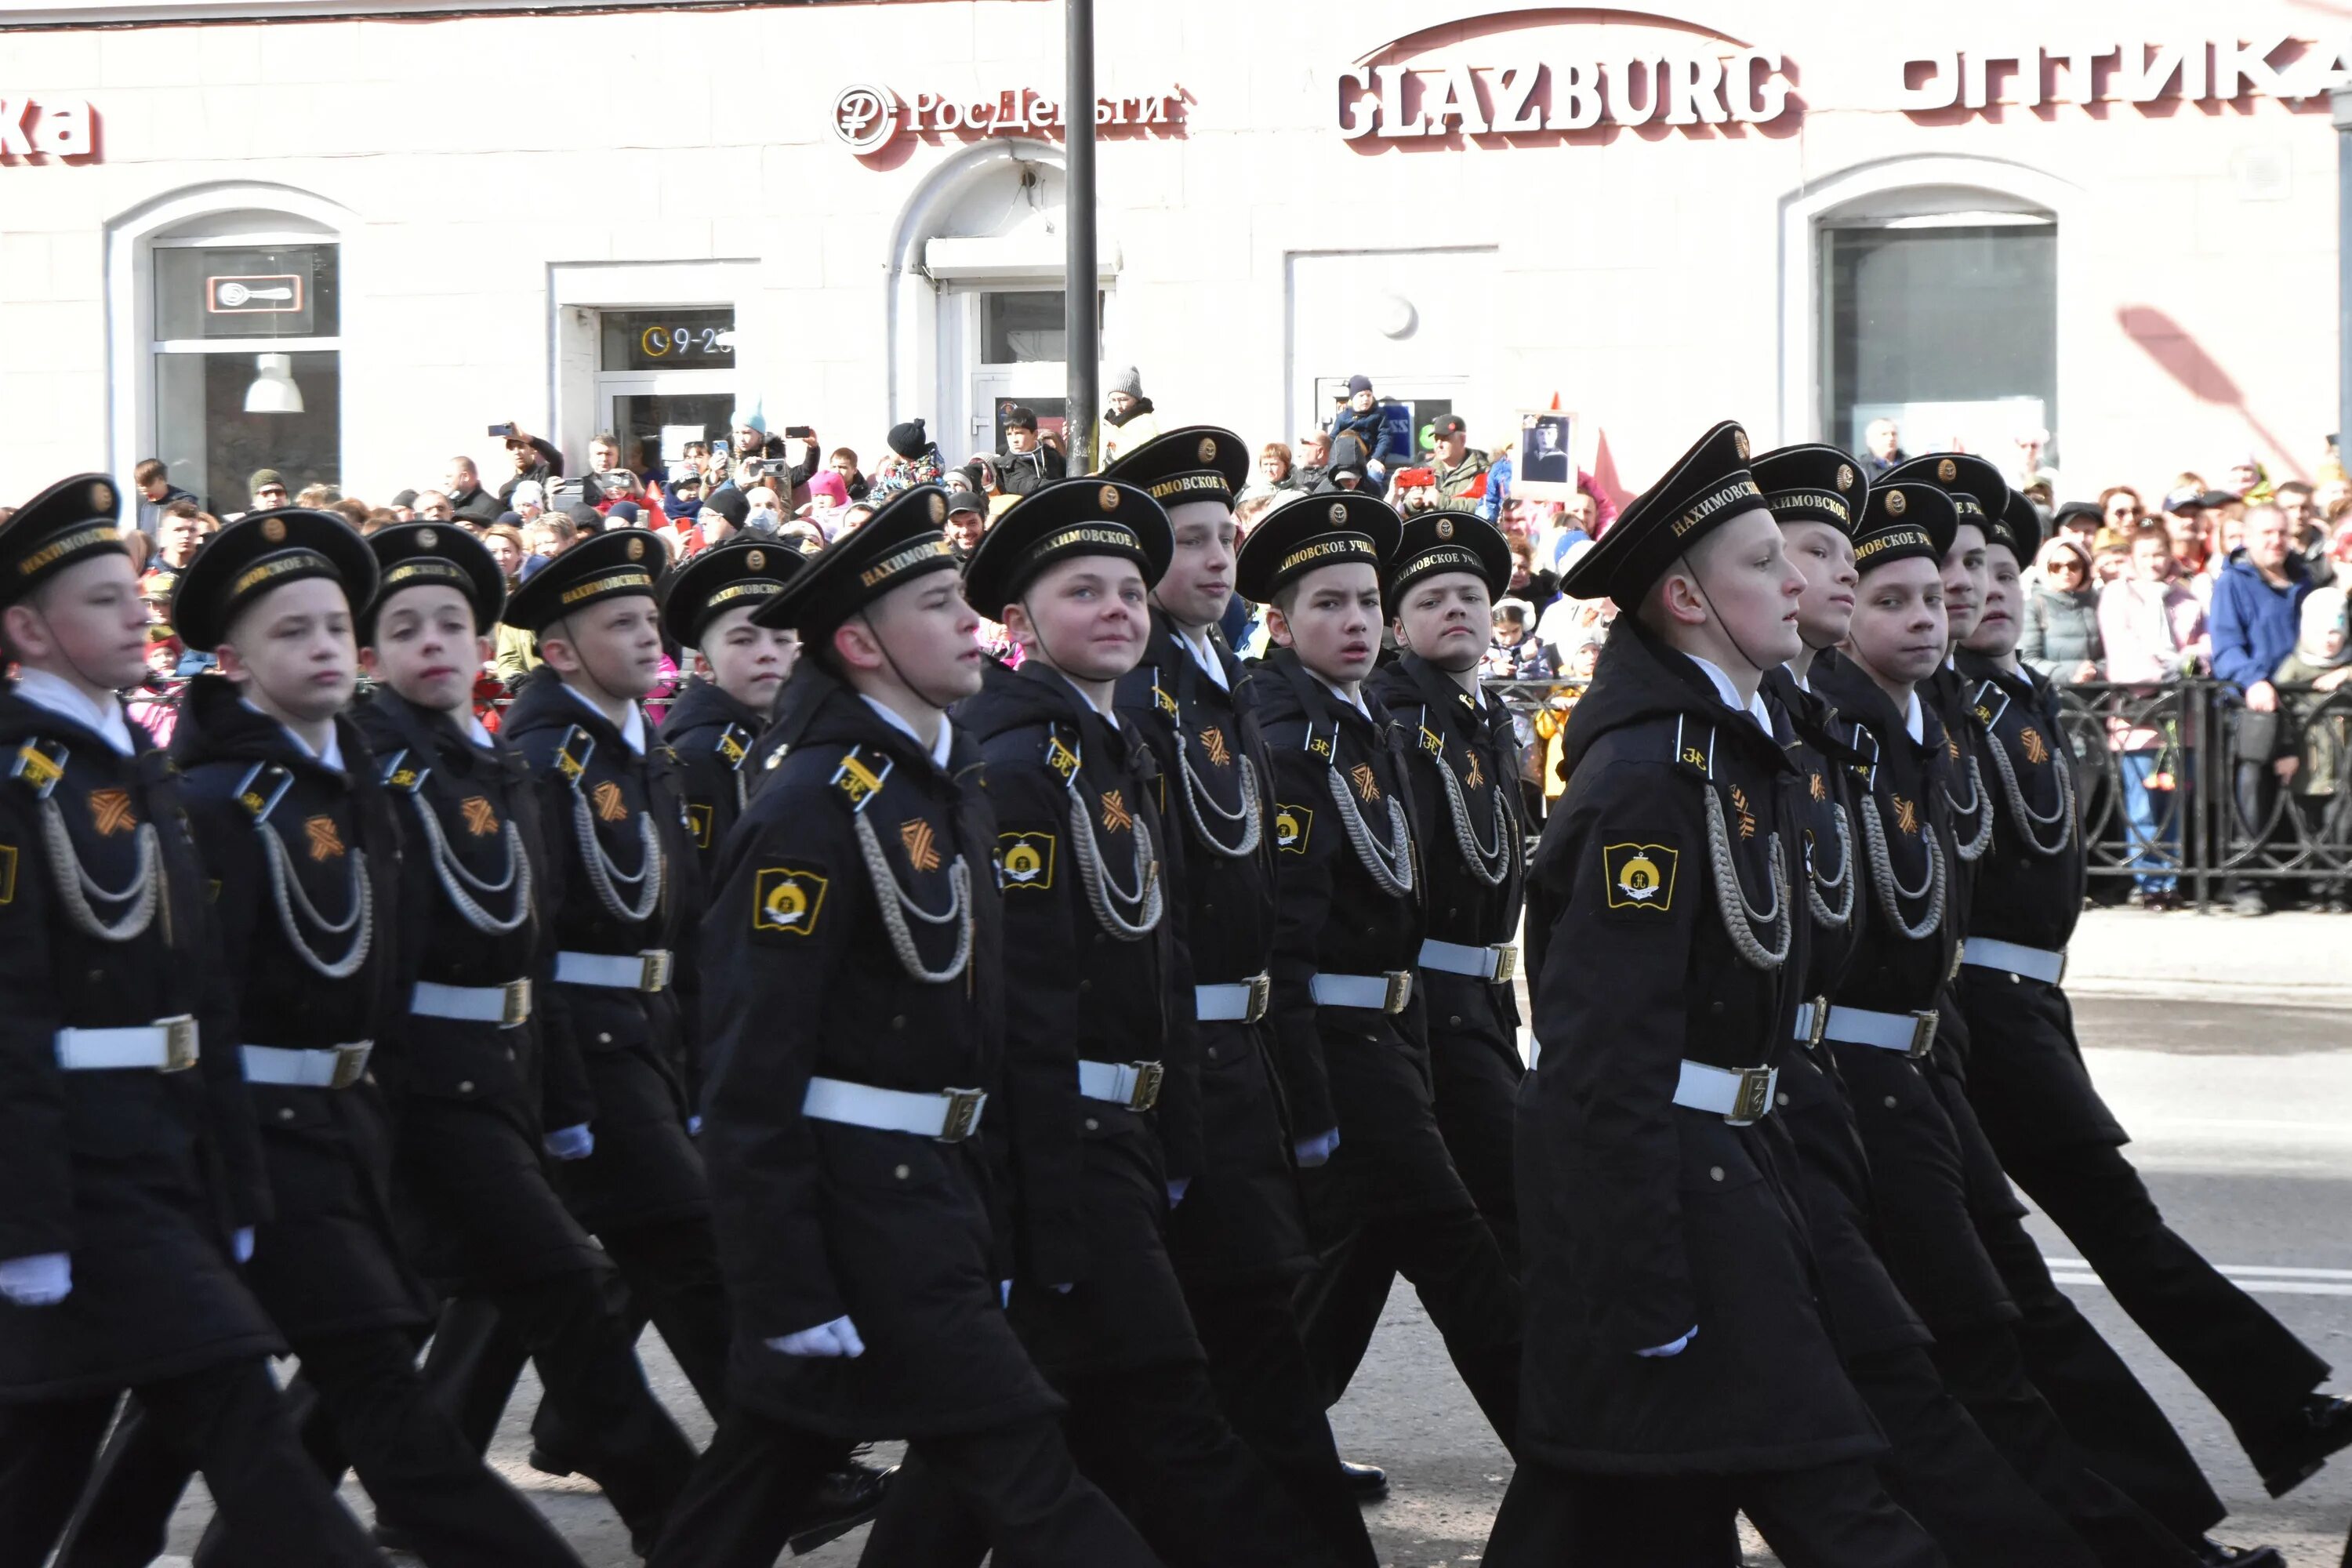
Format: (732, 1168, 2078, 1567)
(1793, 997, 1828, 1046)
(54, 1017, 198, 1073)
(1195, 975, 1270, 1024)
(1077, 1058, 1165, 1111)
(1309, 971, 1414, 1014)
(1960, 938, 2067, 985)
(1417, 938, 1520, 983)
(554, 949, 673, 993)
(241, 1041, 374, 1090)
(802, 1076, 985, 1142)
(412, 978, 534, 1027)
(1821, 1005, 1938, 1060)
(1672, 1060, 1777, 1125)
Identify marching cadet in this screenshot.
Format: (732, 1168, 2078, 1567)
(1308, 510, 1527, 1424)
(648, 484, 1156, 1567)
(1488, 422, 1936, 1566)
(1105, 428, 1377, 1563)
(0, 478, 380, 1568)
(658, 538, 807, 883)
(1753, 445, 2100, 1567)
(66, 508, 583, 1568)
(864, 477, 1334, 1568)
(1958, 492, 2351, 1500)
(1236, 492, 1523, 1455)
(352, 524, 699, 1548)
(1879, 457, 2269, 1563)
(1808, 481, 2227, 1568)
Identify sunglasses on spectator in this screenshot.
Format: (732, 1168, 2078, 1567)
(2051, 559, 2085, 574)
(2107, 503, 2141, 517)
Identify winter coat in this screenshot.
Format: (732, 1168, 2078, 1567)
(2019, 582, 2103, 683)
(2209, 549, 2314, 691)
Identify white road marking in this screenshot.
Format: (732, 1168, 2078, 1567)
(2045, 1257, 2352, 1296)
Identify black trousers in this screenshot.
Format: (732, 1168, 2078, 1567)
(1849, 1343, 2098, 1568)
(1294, 1200, 1522, 1451)
(1998, 1136, 2325, 1453)
(652, 1403, 1155, 1568)
(1181, 1278, 1377, 1568)
(862, 1359, 1335, 1568)
(421, 1214, 730, 1461)
(1481, 1456, 1945, 1568)
(0, 1359, 382, 1568)
(1969, 1189, 2230, 1544)
(55, 1327, 578, 1568)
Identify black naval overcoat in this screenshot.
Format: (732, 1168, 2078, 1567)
(1115, 613, 1312, 1286)
(697, 660, 1061, 1438)
(0, 691, 283, 1400)
(1950, 651, 2129, 1152)
(172, 674, 432, 1339)
(1517, 621, 1881, 1475)
(1808, 655, 2017, 1332)
(1761, 660, 1930, 1359)
(354, 687, 604, 1289)
(659, 675, 764, 890)
(964, 658, 1208, 1376)
(1366, 650, 1528, 1258)
(503, 669, 707, 1232)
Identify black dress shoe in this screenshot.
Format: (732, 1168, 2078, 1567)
(786, 1459, 895, 1555)
(2252, 1393, 2352, 1497)
(2198, 1540, 2285, 1568)
(372, 1521, 417, 1555)
(527, 1443, 582, 1480)
(1338, 1457, 1388, 1503)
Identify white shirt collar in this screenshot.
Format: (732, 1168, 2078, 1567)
(1044, 666, 1123, 729)
(1174, 622, 1229, 691)
(1904, 690, 1925, 745)
(467, 713, 495, 749)
(1316, 677, 1373, 721)
(1784, 661, 1811, 695)
(859, 694, 954, 768)
(241, 697, 343, 771)
(1686, 655, 1773, 732)
(13, 668, 134, 757)
(564, 681, 644, 754)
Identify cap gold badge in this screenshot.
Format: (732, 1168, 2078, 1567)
(262, 517, 286, 543)
(1098, 485, 1120, 512)
(1886, 490, 1907, 517)
(626, 538, 645, 561)
(416, 528, 437, 548)
(1436, 517, 1455, 539)
(1733, 429, 1751, 460)
(746, 548, 765, 570)
(1937, 458, 1958, 483)
(1328, 503, 1348, 524)
(90, 481, 114, 514)
(1836, 465, 1855, 492)
(929, 494, 947, 524)
(1197, 436, 1217, 463)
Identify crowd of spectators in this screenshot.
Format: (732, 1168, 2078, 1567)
(17, 386, 2344, 913)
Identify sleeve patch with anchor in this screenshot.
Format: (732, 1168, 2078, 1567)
(753, 866, 829, 937)
(998, 829, 1056, 891)
(1603, 841, 1679, 913)
(1275, 803, 1313, 855)
(686, 803, 713, 848)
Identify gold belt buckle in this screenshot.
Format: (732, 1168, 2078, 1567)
(1382, 971, 1414, 1014)
(1907, 1010, 1939, 1060)
(1728, 1066, 1774, 1124)
(159, 1015, 199, 1073)
(329, 1041, 372, 1091)
(1126, 1061, 1165, 1112)
(501, 978, 532, 1027)
(937, 1087, 985, 1143)
(1805, 995, 1829, 1049)
(1490, 944, 1519, 984)
(1245, 973, 1271, 1024)
(638, 949, 673, 992)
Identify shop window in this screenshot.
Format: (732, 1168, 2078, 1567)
(151, 238, 342, 515)
(1820, 217, 2056, 463)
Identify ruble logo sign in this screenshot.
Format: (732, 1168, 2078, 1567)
(831, 84, 898, 152)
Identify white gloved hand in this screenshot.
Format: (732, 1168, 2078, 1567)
(232, 1227, 255, 1265)
(542, 1123, 594, 1162)
(766, 1316, 866, 1358)
(1637, 1325, 1699, 1359)
(1166, 1176, 1192, 1208)
(1293, 1127, 1341, 1168)
(0, 1253, 72, 1308)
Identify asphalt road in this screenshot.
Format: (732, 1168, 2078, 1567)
(157, 991, 2352, 1567)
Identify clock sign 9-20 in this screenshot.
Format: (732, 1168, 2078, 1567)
(600, 308, 736, 372)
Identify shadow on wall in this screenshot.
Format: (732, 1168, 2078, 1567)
(2115, 303, 2302, 481)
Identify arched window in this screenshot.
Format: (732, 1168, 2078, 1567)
(107, 186, 349, 519)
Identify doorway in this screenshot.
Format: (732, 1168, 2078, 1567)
(593, 307, 736, 478)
